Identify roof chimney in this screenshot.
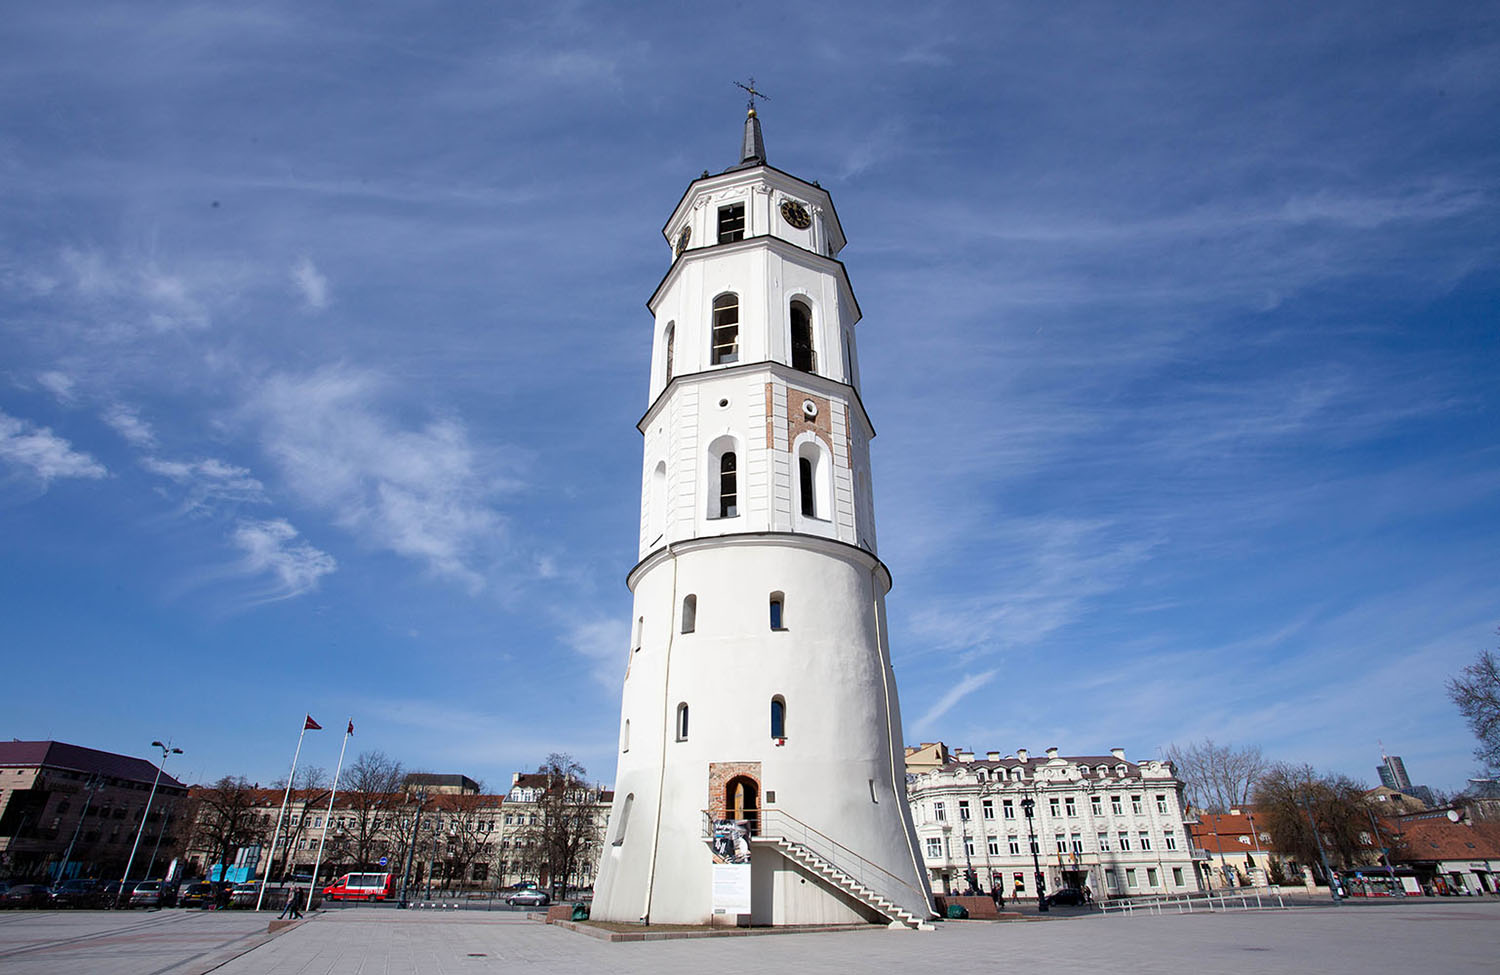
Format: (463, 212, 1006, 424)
(1046, 747, 1060, 760)
(1016, 748, 1029, 762)
(987, 751, 1000, 761)
(1111, 747, 1126, 760)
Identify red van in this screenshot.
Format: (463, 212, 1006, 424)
(322, 872, 393, 901)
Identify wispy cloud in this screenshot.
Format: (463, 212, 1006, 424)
(0, 411, 107, 483)
(914, 670, 998, 735)
(559, 616, 628, 687)
(291, 257, 328, 310)
(142, 455, 267, 511)
(36, 371, 77, 404)
(231, 518, 336, 602)
(101, 403, 156, 448)
(249, 365, 512, 590)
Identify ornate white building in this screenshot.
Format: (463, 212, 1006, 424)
(907, 747, 1204, 902)
(590, 101, 934, 928)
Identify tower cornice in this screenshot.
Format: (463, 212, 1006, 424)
(646, 232, 862, 325)
(659, 164, 848, 255)
(626, 530, 893, 594)
(636, 359, 877, 441)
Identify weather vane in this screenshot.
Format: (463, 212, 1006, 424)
(735, 77, 769, 115)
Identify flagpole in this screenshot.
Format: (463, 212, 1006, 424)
(256, 719, 310, 912)
(308, 720, 352, 907)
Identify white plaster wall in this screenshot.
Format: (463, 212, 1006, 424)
(592, 537, 932, 925)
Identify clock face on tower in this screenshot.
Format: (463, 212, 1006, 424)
(780, 200, 811, 230)
(674, 226, 691, 257)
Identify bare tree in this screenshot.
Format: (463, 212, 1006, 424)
(435, 789, 498, 889)
(1253, 763, 1373, 879)
(516, 754, 603, 897)
(1448, 640, 1500, 774)
(331, 751, 403, 870)
(189, 777, 271, 880)
(1164, 739, 1267, 813)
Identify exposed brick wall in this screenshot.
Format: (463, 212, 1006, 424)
(707, 762, 762, 819)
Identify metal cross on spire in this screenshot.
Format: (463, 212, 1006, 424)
(735, 78, 769, 115)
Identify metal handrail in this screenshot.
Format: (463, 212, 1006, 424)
(1098, 888, 1286, 915)
(702, 808, 928, 916)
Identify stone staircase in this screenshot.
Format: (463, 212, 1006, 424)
(762, 836, 933, 930)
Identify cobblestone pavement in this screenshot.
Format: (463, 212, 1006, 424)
(4, 900, 1497, 975)
(0, 909, 274, 975)
(213, 900, 1500, 975)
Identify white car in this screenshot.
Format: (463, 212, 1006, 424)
(506, 889, 551, 907)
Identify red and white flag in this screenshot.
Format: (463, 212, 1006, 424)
(304, 715, 322, 731)
(346, 720, 354, 736)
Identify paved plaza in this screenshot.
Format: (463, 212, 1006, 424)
(2, 901, 1497, 975)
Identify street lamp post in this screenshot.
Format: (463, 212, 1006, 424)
(1020, 795, 1048, 912)
(398, 792, 427, 908)
(119, 741, 183, 906)
(56, 773, 103, 885)
(1297, 795, 1343, 905)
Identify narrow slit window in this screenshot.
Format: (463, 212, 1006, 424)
(719, 452, 738, 518)
(799, 457, 815, 516)
(664, 322, 675, 384)
(769, 591, 784, 630)
(675, 703, 689, 741)
(681, 594, 696, 633)
(770, 696, 786, 739)
(790, 300, 815, 372)
(717, 203, 745, 243)
(632, 615, 643, 650)
(711, 294, 739, 365)
(622, 719, 630, 753)
(612, 793, 633, 846)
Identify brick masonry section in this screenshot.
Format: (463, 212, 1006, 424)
(707, 762, 762, 819)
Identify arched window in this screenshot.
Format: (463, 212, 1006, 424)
(796, 439, 831, 520)
(622, 719, 630, 753)
(790, 300, 815, 372)
(718, 451, 738, 518)
(649, 461, 666, 542)
(664, 322, 675, 384)
(681, 594, 696, 633)
(633, 615, 643, 651)
(611, 793, 634, 846)
(675, 703, 689, 741)
(769, 591, 785, 630)
(770, 696, 786, 739)
(711, 294, 739, 365)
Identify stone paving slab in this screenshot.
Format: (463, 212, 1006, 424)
(203, 901, 1500, 975)
(0, 909, 277, 975)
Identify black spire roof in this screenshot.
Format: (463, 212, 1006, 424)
(726, 106, 766, 172)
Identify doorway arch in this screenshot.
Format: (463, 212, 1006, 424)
(725, 775, 759, 835)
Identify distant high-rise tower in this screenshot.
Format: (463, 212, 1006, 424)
(1378, 754, 1413, 791)
(589, 99, 934, 928)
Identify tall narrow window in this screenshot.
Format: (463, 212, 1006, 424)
(611, 793, 634, 846)
(676, 703, 689, 741)
(769, 591, 784, 630)
(622, 719, 630, 753)
(717, 203, 745, 243)
(790, 300, 815, 372)
(799, 457, 815, 516)
(718, 452, 738, 518)
(650, 461, 666, 542)
(681, 594, 697, 633)
(842, 330, 852, 382)
(664, 322, 675, 384)
(711, 294, 739, 364)
(770, 696, 786, 739)
(633, 615, 643, 650)
(796, 440, 830, 520)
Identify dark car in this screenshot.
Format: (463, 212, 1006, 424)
(129, 880, 178, 909)
(51, 878, 106, 908)
(2, 884, 53, 909)
(505, 888, 550, 907)
(178, 882, 216, 908)
(229, 881, 263, 907)
(1045, 887, 1088, 907)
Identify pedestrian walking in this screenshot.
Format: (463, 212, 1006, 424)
(278, 886, 304, 920)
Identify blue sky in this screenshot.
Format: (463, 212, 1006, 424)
(2, 2, 1496, 795)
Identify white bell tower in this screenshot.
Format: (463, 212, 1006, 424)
(592, 94, 935, 928)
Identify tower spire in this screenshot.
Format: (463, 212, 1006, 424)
(734, 78, 769, 165)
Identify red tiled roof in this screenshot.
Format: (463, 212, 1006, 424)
(1390, 819, 1500, 863)
(0, 740, 186, 790)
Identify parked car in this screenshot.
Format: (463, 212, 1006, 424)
(505, 888, 550, 907)
(51, 878, 106, 908)
(322, 872, 393, 901)
(229, 881, 262, 907)
(1045, 887, 1087, 907)
(2, 884, 54, 909)
(178, 882, 216, 908)
(129, 881, 178, 909)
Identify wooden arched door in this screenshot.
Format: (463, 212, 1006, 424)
(725, 775, 759, 834)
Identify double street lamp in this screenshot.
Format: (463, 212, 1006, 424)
(398, 792, 428, 908)
(1019, 795, 1048, 912)
(119, 740, 183, 905)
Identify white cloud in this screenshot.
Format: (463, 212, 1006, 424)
(249, 366, 509, 589)
(37, 371, 77, 404)
(560, 617, 628, 687)
(142, 455, 267, 510)
(291, 257, 329, 310)
(0, 411, 107, 483)
(101, 403, 157, 448)
(231, 518, 336, 601)
(914, 670, 998, 735)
